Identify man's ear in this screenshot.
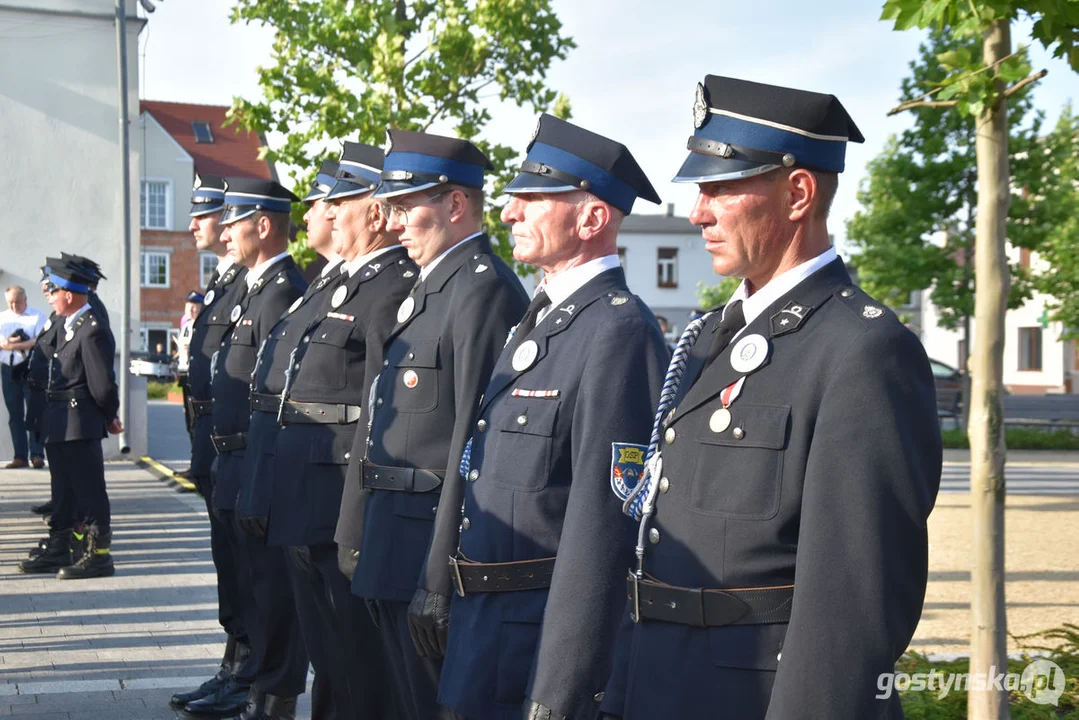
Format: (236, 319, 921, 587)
(367, 200, 387, 233)
(785, 169, 816, 222)
(577, 201, 611, 241)
(447, 188, 471, 224)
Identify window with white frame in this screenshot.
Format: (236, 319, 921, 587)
(140, 180, 169, 229)
(200, 253, 218, 288)
(140, 251, 170, 288)
(657, 247, 678, 288)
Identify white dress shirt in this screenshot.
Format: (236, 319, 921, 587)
(345, 245, 404, 277)
(723, 247, 839, 339)
(0, 306, 46, 365)
(419, 232, 484, 280)
(245, 251, 292, 290)
(534, 255, 622, 324)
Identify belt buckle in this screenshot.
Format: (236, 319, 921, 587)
(449, 555, 466, 597)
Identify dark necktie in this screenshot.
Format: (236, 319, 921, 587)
(705, 299, 746, 365)
(507, 290, 551, 356)
(207, 269, 221, 293)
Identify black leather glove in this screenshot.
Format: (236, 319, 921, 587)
(237, 514, 268, 541)
(406, 588, 451, 658)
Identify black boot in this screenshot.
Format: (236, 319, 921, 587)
(30, 500, 54, 515)
(18, 529, 71, 573)
(187, 685, 261, 719)
(57, 528, 115, 579)
(27, 536, 51, 558)
(170, 636, 237, 709)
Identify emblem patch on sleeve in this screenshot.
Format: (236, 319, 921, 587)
(611, 442, 647, 501)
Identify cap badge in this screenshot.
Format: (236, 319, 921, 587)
(529, 118, 541, 148)
(693, 82, 709, 129)
(193, 173, 203, 190)
(512, 339, 539, 372)
(383, 129, 394, 156)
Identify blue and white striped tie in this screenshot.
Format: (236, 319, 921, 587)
(624, 312, 713, 520)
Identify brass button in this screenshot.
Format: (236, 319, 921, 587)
(344, 452, 350, 460)
(593, 692, 605, 702)
(658, 477, 670, 493)
(840, 288, 855, 298)
(732, 427, 745, 440)
(302, 335, 310, 343)
(462, 517, 471, 530)
(777, 651, 782, 662)
(664, 427, 676, 444)
(516, 414, 528, 426)
(408, 352, 415, 360)
(376, 398, 384, 407)
(468, 469, 479, 481)
(476, 419, 488, 432)
(432, 506, 438, 515)
(648, 528, 660, 544)
(383, 359, 389, 368)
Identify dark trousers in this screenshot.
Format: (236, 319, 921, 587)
(235, 522, 309, 699)
(287, 544, 398, 720)
(204, 502, 253, 642)
(44, 444, 76, 530)
(2, 364, 43, 460)
(45, 439, 108, 533)
(373, 600, 462, 720)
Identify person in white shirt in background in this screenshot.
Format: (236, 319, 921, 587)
(0, 286, 47, 469)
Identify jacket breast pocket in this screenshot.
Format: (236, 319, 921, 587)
(689, 403, 790, 519)
(391, 342, 439, 414)
(488, 401, 558, 492)
(307, 323, 353, 391)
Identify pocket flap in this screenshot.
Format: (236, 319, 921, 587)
(395, 342, 439, 369)
(497, 400, 558, 438)
(393, 492, 439, 520)
(231, 325, 256, 347)
(697, 404, 790, 450)
(310, 323, 352, 348)
(708, 623, 787, 671)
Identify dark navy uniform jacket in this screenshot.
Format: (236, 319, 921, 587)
(210, 255, 306, 513)
(26, 312, 61, 438)
(268, 248, 416, 548)
(600, 259, 942, 720)
(438, 268, 668, 720)
(42, 308, 119, 443)
(237, 261, 348, 523)
(187, 263, 248, 488)
(339, 234, 529, 602)
(88, 291, 109, 329)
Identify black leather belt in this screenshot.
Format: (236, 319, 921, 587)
(251, 392, 361, 425)
(361, 463, 444, 493)
(190, 399, 213, 417)
(211, 433, 248, 454)
(628, 573, 793, 627)
(449, 555, 556, 596)
(46, 388, 92, 402)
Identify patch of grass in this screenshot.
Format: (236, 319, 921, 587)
(147, 381, 180, 400)
(942, 427, 1079, 450)
(898, 624, 1079, 718)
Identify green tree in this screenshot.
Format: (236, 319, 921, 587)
(695, 276, 740, 309)
(881, 2, 1079, 718)
(227, 0, 575, 267)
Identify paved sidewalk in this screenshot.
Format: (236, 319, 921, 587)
(0, 462, 312, 719)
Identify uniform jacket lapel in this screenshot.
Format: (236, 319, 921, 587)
(340, 247, 411, 306)
(479, 267, 627, 416)
(672, 259, 852, 423)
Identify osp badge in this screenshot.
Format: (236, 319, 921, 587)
(610, 442, 647, 501)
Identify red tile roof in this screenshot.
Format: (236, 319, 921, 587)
(140, 100, 274, 180)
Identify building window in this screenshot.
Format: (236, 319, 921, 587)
(200, 252, 218, 288)
(657, 248, 678, 288)
(617, 247, 626, 271)
(192, 121, 215, 143)
(1018, 327, 1042, 371)
(140, 180, 169, 229)
(140, 251, 170, 288)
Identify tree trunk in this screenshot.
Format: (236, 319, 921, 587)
(968, 17, 1011, 720)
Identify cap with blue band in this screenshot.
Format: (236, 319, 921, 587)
(326, 141, 384, 201)
(220, 177, 300, 225)
(674, 76, 864, 184)
(303, 161, 340, 203)
(190, 172, 227, 217)
(374, 129, 493, 200)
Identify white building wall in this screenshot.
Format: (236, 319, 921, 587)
(138, 112, 193, 231)
(0, 1, 148, 458)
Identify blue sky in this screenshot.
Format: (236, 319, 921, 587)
(138, 0, 1079, 252)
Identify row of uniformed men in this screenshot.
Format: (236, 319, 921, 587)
(172, 72, 943, 720)
(18, 254, 123, 580)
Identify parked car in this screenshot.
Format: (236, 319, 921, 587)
(930, 358, 963, 417)
(129, 350, 174, 383)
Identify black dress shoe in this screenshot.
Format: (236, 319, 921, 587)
(169, 666, 230, 709)
(18, 530, 71, 574)
(182, 679, 252, 717)
(30, 500, 54, 515)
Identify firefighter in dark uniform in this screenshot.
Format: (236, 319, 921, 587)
(232, 159, 347, 720)
(436, 115, 670, 720)
(170, 174, 258, 717)
(598, 76, 943, 720)
(19, 260, 122, 579)
(266, 142, 412, 720)
(207, 177, 308, 720)
(26, 262, 66, 518)
(336, 129, 529, 720)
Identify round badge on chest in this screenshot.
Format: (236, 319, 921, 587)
(730, 333, 770, 374)
(43, 319, 52, 332)
(287, 297, 303, 314)
(203, 289, 215, 306)
(512, 340, 539, 372)
(65, 330, 74, 342)
(230, 305, 242, 323)
(397, 296, 415, 324)
(709, 408, 732, 433)
(331, 285, 347, 309)
(402, 369, 419, 389)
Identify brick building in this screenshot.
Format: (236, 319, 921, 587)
(138, 100, 275, 354)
